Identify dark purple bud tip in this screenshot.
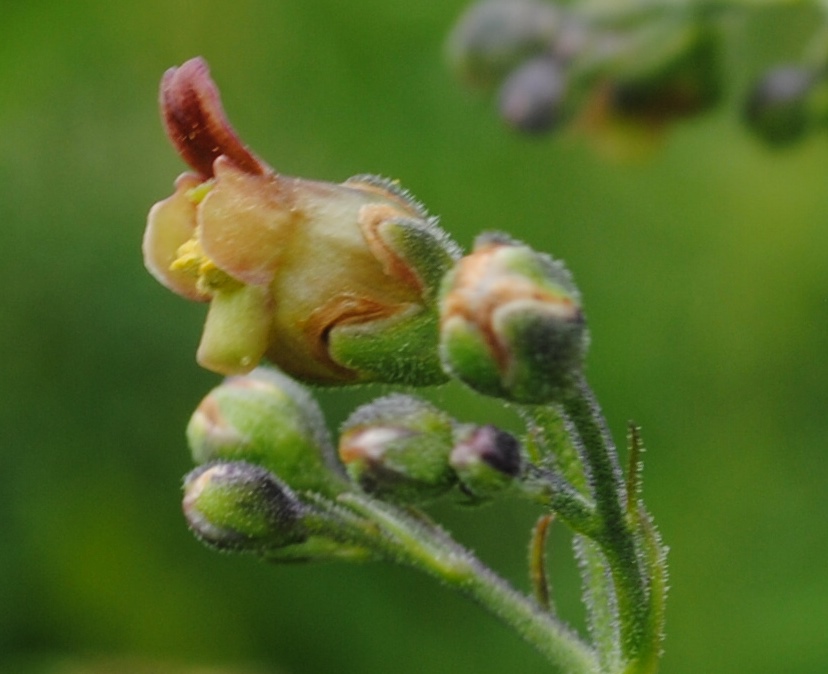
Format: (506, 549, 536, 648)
(454, 425, 523, 477)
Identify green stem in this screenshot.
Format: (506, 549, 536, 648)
(573, 534, 623, 673)
(561, 376, 649, 662)
(519, 405, 590, 491)
(621, 508, 669, 674)
(339, 493, 601, 674)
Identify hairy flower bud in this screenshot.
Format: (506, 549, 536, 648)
(447, 0, 562, 88)
(182, 462, 307, 553)
(743, 66, 820, 146)
(339, 395, 456, 503)
(144, 58, 459, 385)
(451, 424, 523, 502)
(439, 233, 587, 403)
(187, 367, 345, 497)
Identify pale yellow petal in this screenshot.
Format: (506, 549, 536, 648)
(143, 173, 210, 301)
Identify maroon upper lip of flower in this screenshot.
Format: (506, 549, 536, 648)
(160, 57, 267, 178)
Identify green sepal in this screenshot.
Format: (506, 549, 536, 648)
(439, 315, 506, 398)
(331, 304, 447, 387)
(495, 302, 587, 403)
(329, 214, 460, 387)
(377, 216, 461, 301)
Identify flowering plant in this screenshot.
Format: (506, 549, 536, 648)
(145, 57, 667, 674)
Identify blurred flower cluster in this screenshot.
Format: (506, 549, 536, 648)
(447, 0, 828, 155)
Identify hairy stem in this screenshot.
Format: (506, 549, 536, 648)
(339, 493, 601, 674)
(561, 376, 649, 662)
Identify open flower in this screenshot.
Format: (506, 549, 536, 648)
(144, 57, 459, 384)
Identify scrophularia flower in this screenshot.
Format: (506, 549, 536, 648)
(144, 57, 459, 385)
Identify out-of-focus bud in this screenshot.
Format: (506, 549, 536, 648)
(451, 424, 523, 502)
(743, 66, 821, 146)
(338, 395, 457, 503)
(498, 55, 570, 133)
(575, 22, 721, 159)
(144, 58, 459, 385)
(609, 22, 720, 121)
(186, 367, 346, 497)
(446, 0, 562, 88)
(439, 233, 587, 404)
(182, 462, 307, 553)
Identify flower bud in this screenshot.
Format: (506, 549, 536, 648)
(338, 395, 456, 503)
(446, 0, 562, 88)
(609, 22, 721, 122)
(574, 22, 720, 159)
(144, 58, 459, 385)
(743, 66, 820, 146)
(186, 367, 345, 497)
(182, 462, 307, 553)
(498, 55, 569, 133)
(439, 233, 587, 403)
(451, 424, 523, 502)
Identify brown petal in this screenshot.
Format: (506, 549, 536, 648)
(160, 57, 266, 178)
(198, 157, 300, 286)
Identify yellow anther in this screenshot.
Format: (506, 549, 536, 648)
(170, 239, 204, 276)
(171, 237, 241, 293)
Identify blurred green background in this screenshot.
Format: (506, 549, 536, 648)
(2, 1, 827, 673)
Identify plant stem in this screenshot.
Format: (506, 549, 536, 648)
(561, 376, 649, 662)
(339, 493, 602, 674)
(573, 534, 623, 672)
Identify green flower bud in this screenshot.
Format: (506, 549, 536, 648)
(608, 22, 721, 122)
(144, 58, 459, 385)
(446, 0, 562, 88)
(573, 22, 721, 159)
(743, 66, 820, 147)
(182, 462, 307, 553)
(338, 395, 456, 503)
(451, 424, 523, 502)
(498, 55, 569, 133)
(187, 367, 345, 497)
(439, 233, 587, 403)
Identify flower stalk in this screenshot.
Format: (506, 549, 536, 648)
(338, 493, 602, 674)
